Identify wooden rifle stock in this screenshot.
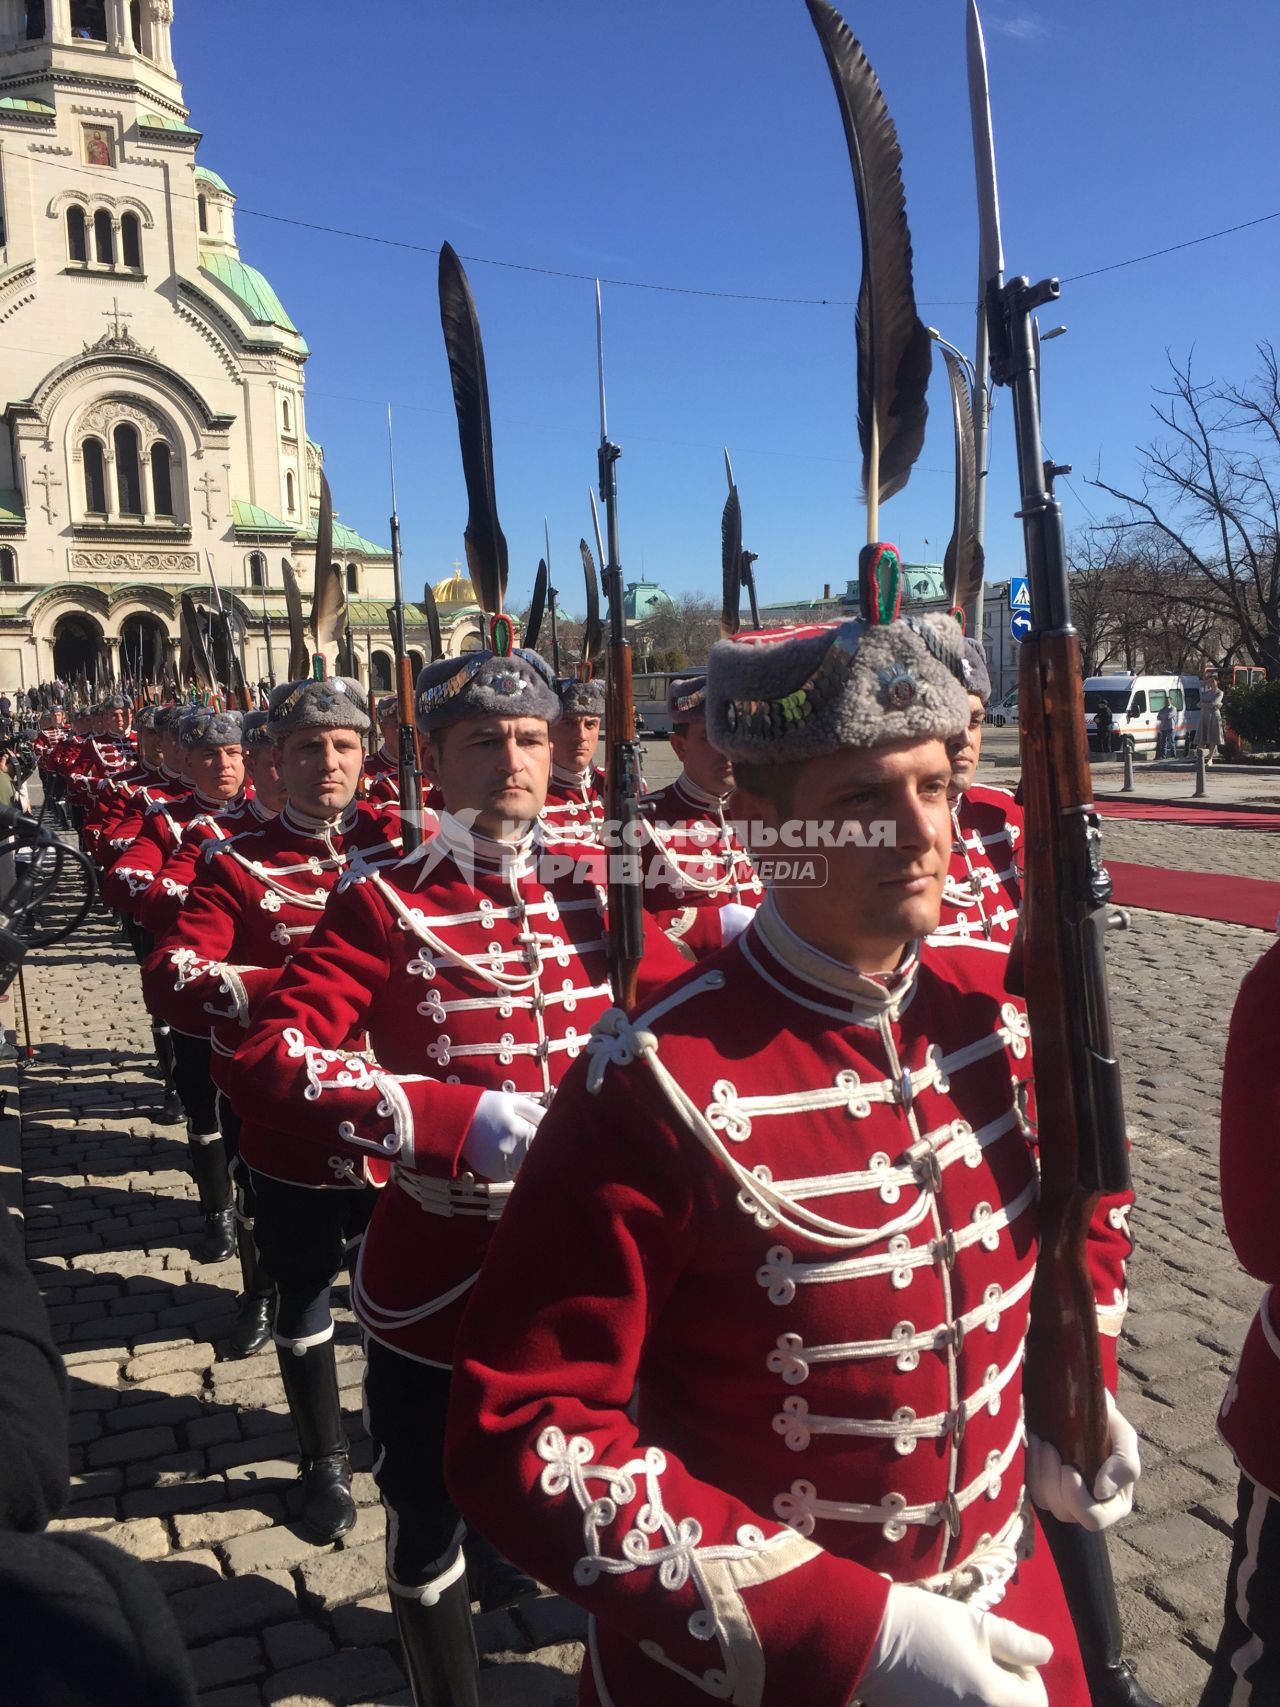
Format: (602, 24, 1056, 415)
(395, 649, 423, 853)
(1017, 627, 1127, 1484)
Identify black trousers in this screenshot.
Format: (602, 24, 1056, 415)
(1200, 1472, 1280, 1706)
(170, 1032, 218, 1133)
(364, 1338, 460, 1590)
(248, 1171, 373, 1346)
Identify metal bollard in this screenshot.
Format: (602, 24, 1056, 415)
(1194, 749, 1207, 797)
(1121, 744, 1135, 793)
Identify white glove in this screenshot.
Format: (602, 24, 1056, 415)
(461, 1090, 545, 1182)
(856, 1583, 1051, 1706)
(1027, 1391, 1140, 1532)
(718, 902, 755, 943)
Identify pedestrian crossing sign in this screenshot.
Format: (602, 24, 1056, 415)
(1010, 576, 1030, 610)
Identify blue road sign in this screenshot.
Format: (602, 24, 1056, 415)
(1010, 609, 1032, 643)
(1010, 576, 1031, 610)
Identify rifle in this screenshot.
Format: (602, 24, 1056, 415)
(386, 407, 424, 851)
(593, 281, 644, 1009)
(969, 0, 1130, 1485)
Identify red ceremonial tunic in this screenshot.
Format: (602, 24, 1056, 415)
(230, 813, 690, 1365)
(100, 769, 189, 859)
(445, 902, 1130, 1707)
(932, 783, 1023, 949)
(69, 735, 135, 811)
(101, 789, 232, 917)
(1217, 937, 1280, 1498)
(138, 793, 277, 939)
(541, 764, 606, 847)
(87, 762, 172, 863)
(140, 802, 402, 1185)
(640, 773, 763, 959)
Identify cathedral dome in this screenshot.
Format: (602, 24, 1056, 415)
(432, 567, 476, 606)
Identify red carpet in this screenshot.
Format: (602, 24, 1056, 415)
(1107, 861, 1280, 931)
(1098, 800, 1280, 831)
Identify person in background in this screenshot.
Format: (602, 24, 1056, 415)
(1155, 700, 1175, 760)
(1198, 669, 1224, 766)
(1094, 698, 1115, 756)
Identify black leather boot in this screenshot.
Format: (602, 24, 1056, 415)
(464, 1528, 540, 1613)
(226, 1221, 274, 1359)
(152, 1023, 184, 1125)
(1038, 1511, 1163, 1707)
(274, 1340, 356, 1541)
(187, 1128, 235, 1263)
(388, 1563, 480, 1707)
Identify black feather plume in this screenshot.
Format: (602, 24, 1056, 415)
(419, 584, 443, 664)
(807, 0, 931, 531)
(180, 593, 216, 696)
(579, 539, 603, 669)
(526, 560, 548, 655)
(311, 471, 347, 661)
(280, 559, 309, 680)
(939, 345, 985, 614)
(721, 486, 743, 636)
(438, 243, 508, 617)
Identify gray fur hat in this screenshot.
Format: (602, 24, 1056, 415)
(152, 705, 184, 736)
(100, 692, 131, 713)
(134, 705, 161, 732)
(241, 709, 272, 748)
(178, 708, 244, 749)
(667, 675, 707, 722)
(267, 677, 371, 740)
(376, 694, 398, 722)
(557, 676, 606, 719)
(706, 615, 970, 764)
(415, 649, 560, 735)
(958, 637, 992, 706)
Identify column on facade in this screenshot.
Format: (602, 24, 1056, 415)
(48, 0, 68, 44)
(103, 437, 118, 521)
(107, 0, 127, 49)
(138, 438, 154, 521)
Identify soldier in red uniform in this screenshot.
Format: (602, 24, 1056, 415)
(541, 674, 605, 846)
(112, 709, 247, 1264)
(362, 694, 400, 803)
(1200, 938, 1280, 1705)
(640, 674, 763, 958)
(930, 638, 1022, 951)
(231, 642, 688, 1704)
(446, 609, 1138, 1707)
(143, 677, 400, 1535)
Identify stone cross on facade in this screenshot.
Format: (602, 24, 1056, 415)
(195, 470, 220, 529)
(32, 463, 62, 524)
(103, 297, 133, 341)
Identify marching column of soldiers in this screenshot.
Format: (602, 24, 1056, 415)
(20, 5, 1280, 1700)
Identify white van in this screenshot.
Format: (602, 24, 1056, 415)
(1083, 674, 1202, 758)
(988, 687, 1019, 727)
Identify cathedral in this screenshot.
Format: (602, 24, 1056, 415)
(0, 0, 485, 699)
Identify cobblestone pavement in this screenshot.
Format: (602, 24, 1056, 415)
(6, 808, 1272, 1706)
(1099, 818, 1277, 879)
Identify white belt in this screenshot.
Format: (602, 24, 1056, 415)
(393, 1167, 513, 1221)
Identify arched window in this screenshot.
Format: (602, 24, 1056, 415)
(129, 0, 142, 50)
(82, 438, 107, 513)
(285, 470, 296, 514)
(121, 212, 141, 270)
(150, 442, 173, 517)
(248, 552, 266, 590)
(93, 208, 113, 266)
(197, 194, 207, 234)
(345, 563, 359, 595)
(113, 423, 142, 517)
(25, 1, 46, 41)
(70, 0, 107, 41)
(0, 549, 16, 586)
(281, 398, 291, 433)
(66, 206, 88, 264)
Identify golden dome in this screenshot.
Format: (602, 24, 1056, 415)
(433, 565, 476, 606)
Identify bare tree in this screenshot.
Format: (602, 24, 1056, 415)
(1091, 345, 1280, 679)
(633, 593, 722, 670)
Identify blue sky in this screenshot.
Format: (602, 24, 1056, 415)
(176, 1, 1280, 617)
